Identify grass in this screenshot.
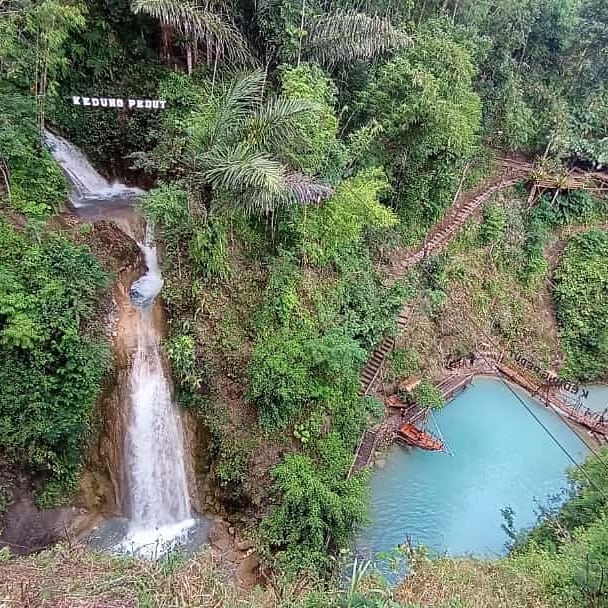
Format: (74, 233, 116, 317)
(392, 187, 562, 383)
(0, 545, 555, 608)
(1, 545, 276, 607)
(394, 554, 551, 608)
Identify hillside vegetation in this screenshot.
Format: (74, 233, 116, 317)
(1, 0, 608, 605)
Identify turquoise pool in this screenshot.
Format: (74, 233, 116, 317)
(358, 377, 589, 564)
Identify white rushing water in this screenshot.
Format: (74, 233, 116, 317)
(44, 130, 144, 205)
(122, 227, 194, 557)
(45, 131, 194, 558)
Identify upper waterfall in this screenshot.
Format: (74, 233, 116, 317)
(44, 130, 144, 208)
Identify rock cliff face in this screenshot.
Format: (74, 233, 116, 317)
(79, 219, 144, 517)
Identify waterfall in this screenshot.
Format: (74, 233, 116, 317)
(122, 226, 194, 556)
(44, 130, 143, 207)
(45, 131, 194, 558)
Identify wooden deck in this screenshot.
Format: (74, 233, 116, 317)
(447, 350, 608, 438)
(495, 360, 608, 437)
(436, 374, 474, 402)
(348, 429, 380, 477)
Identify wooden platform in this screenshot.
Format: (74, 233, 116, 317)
(348, 429, 379, 477)
(436, 374, 474, 402)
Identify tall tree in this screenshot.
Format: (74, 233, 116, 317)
(138, 70, 332, 216)
(130, 0, 250, 72)
(0, 0, 85, 132)
(357, 20, 481, 228)
(255, 0, 409, 68)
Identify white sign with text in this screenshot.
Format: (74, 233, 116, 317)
(72, 96, 166, 109)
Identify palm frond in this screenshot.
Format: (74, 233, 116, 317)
(131, 0, 250, 64)
(197, 143, 287, 196)
(305, 11, 411, 68)
(285, 172, 334, 204)
(248, 97, 320, 152)
(240, 186, 292, 215)
(209, 70, 267, 145)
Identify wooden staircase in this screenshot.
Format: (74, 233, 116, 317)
(349, 161, 534, 475)
(359, 337, 394, 396)
(348, 429, 380, 477)
(385, 166, 530, 281)
(359, 308, 412, 397)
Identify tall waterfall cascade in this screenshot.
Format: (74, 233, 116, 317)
(45, 131, 195, 558)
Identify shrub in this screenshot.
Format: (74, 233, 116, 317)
(166, 333, 203, 391)
(412, 378, 445, 409)
(330, 250, 406, 350)
(279, 63, 346, 179)
(553, 230, 608, 381)
(0, 222, 109, 502)
(296, 168, 397, 267)
(387, 346, 421, 382)
(480, 203, 507, 245)
(0, 90, 67, 216)
(260, 452, 368, 573)
(189, 221, 230, 281)
(248, 325, 365, 430)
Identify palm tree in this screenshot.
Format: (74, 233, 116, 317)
(304, 11, 411, 68)
(184, 70, 333, 215)
(130, 0, 250, 71)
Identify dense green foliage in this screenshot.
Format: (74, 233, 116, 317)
(0, 0, 81, 216)
(511, 449, 608, 607)
(480, 189, 608, 294)
(3, 0, 608, 591)
(260, 451, 368, 571)
(247, 240, 403, 568)
(357, 20, 482, 236)
(412, 379, 445, 410)
(0, 222, 109, 504)
(294, 169, 396, 266)
(554, 231, 608, 381)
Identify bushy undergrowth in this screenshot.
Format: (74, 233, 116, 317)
(249, 243, 403, 571)
(0, 90, 67, 217)
(0, 221, 109, 505)
(553, 230, 608, 382)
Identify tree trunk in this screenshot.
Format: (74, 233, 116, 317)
(186, 44, 193, 75)
(297, 0, 306, 66)
(160, 23, 173, 66)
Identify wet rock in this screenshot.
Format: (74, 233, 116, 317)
(0, 493, 74, 555)
(85, 220, 143, 274)
(236, 538, 254, 551)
